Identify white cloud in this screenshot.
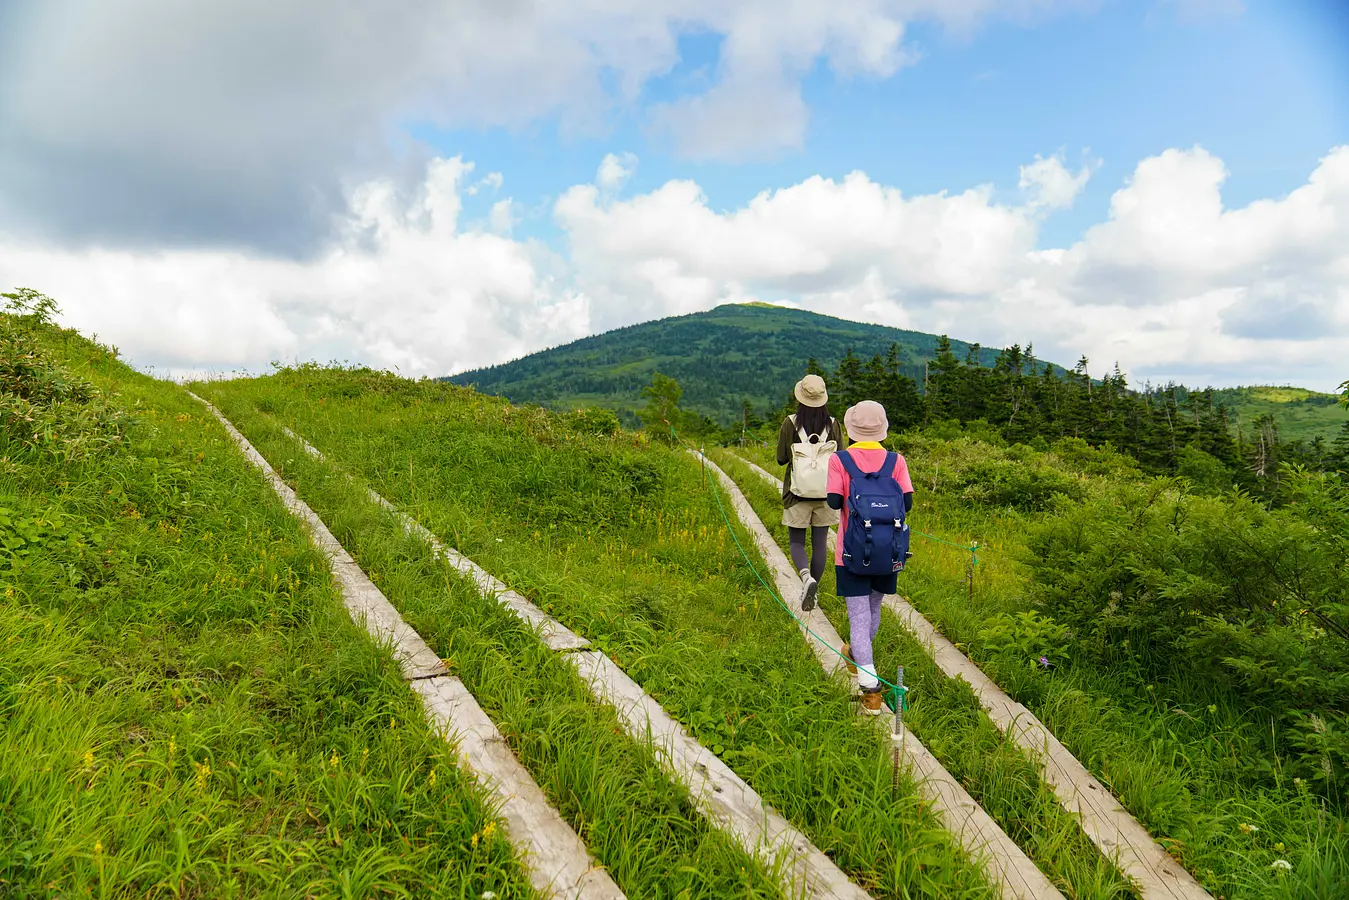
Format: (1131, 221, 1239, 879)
(489, 200, 516, 237)
(557, 168, 1038, 327)
(1019, 152, 1096, 210)
(557, 145, 1349, 391)
(597, 153, 639, 193)
(4, 144, 1345, 392)
(0, 0, 1088, 248)
(0, 158, 589, 377)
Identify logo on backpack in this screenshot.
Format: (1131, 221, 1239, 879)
(788, 415, 836, 500)
(836, 450, 911, 576)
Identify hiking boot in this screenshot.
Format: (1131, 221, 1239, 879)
(860, 688, 884, 716)
(798, 569, 818, 611)
(840, 643, 857, 676)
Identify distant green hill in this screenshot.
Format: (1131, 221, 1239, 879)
(1208, 385, 1348, 444)
(446, 303, 1059, 424)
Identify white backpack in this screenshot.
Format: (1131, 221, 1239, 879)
(789, 415, 836, 499)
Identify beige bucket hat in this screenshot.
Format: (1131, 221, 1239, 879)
(794, 374, 828, 408)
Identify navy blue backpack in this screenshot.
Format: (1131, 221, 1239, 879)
(836, 450, 911, 576)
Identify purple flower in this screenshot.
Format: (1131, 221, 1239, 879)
(1039, 656, 1050, 669)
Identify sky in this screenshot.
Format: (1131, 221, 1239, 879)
(0, 0, 1346, 390)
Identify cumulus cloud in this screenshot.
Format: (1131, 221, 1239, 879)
(1019, 152, 1096, 210)
(3, 143, 1345, 392)
(557, 169, 1038, 327)
(557, 145, 1349, 391)
(0, 0, 1084, 252)
(597, 153, 639, 193)
(0, 158, 589, 377)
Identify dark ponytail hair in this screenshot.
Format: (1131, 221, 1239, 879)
(792, 403, 835, 441)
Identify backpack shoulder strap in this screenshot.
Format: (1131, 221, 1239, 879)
(835, 449, 865, 481)
(877, 452, 899, 480)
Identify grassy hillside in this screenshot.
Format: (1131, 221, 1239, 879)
(447, 302, 1033, 424)
(0, 306, 535, 897)
(1210, 385, 1348, 444)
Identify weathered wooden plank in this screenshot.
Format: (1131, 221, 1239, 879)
(192, 393, 625, 900)
(696, 450, 1066, 900)
(569, 649, 870, 900)
(410, 675, 625, 899)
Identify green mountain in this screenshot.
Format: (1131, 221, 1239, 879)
(1208, 385, 1348, 444)
(447, 302, 1036, 424)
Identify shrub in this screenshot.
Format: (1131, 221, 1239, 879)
(0, 289, 133, 461)
(1021, 467, 1349, 791)
(565, 406, 621, 437)
(953, 458, 1086, 511)
(1177, 445, 1232, 494)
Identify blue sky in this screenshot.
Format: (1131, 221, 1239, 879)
(425, 0, 1349, 251)
(3, 0, 1348, 387)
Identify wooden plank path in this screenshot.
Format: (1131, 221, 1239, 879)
(693, 450, 1065, 900)
(190, 393, 624, 900)
(273, 422, 872, 900)
(726, 452, 1214, 900)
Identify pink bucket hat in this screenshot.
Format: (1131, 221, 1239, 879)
(843, 400, 888, 443)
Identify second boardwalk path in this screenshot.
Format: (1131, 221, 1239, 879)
(725, 451, 1213, 900)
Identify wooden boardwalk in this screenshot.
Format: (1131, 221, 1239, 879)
(193, 394, 625, 900)
(274, 421, 872, 900)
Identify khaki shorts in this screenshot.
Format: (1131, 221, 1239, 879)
(782, 499, 840, 529)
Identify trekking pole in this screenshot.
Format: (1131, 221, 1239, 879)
(891, 665, 904, 802)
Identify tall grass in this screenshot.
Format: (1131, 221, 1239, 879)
(709, 450, 1134, 900)
(1, 325, 534, 898)
(201, 365, 1003, 900)
(734, 437, 1348, 900)
(194, 400, 784, 899)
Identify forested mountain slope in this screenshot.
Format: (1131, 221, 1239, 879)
(446, 302, 1031, 423)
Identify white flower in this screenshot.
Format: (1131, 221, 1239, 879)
(1271, 859, 1292, 873)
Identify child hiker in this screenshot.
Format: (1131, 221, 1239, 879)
(826, 400, 914, 715)
(776, 374, 846, 612)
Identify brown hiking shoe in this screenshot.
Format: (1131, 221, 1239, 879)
(861, 689, 884, 716)
(840, 643, 857, 676)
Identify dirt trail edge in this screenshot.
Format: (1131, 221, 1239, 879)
(695, 450, 1065, 900)
(729, 452, 1213, 900)
(273, 423, 871, 900)
(190, 393, 625, 900)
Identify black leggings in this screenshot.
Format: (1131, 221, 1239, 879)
(788, 526, 830, 580)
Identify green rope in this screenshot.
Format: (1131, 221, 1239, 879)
(673, 425, 908, 700)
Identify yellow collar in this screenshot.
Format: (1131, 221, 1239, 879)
(848, 441, 885, 450)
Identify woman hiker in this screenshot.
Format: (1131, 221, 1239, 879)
(776, 374, 846, 612)
(826, 400, 914, 715)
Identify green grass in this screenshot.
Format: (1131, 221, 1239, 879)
(200, 365, 1005, 900)
(708, 450, 1135, 900)
(194, 397, 785, 899)
(734, 440, 1349, 900)
(1, 327, 535, 898)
